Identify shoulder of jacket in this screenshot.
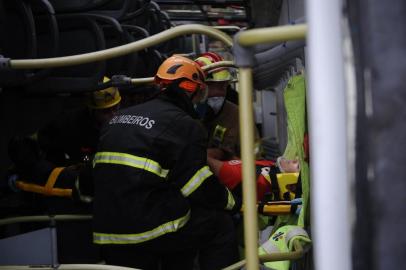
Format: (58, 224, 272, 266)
(168, 113, 205, 140)
(224, 101, 239, 112)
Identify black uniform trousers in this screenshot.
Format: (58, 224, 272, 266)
(100, 207, 239, 270)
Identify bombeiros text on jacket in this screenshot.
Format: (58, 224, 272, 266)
(109, 114, 155, 129)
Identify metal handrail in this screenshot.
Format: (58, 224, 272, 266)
(130, 60, 236, 85)
(223, 239, 305, 270)
(202, 60, 235, 70)
(235, 24, 307, 270)
(238, 67, 259, 270)
(130, 77, 154, 85)
(0, 264, 138, 270)
(0, 215, 92, 226)
(58, 265, 138, 270)
(213, 25, 242, 32)
(237, 24, 307, 46)
(6, 24, 232, 69)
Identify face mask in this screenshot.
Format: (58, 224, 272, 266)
(207, 96, 225, 115)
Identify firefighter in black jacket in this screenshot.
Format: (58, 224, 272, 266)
(93, 55, 241, 270)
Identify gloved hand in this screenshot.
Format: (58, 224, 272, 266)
(69, 162, 94, 203)
(77, 162, 94, 197)
(9, 159, 54, 186)
(291, 198, 303, 215)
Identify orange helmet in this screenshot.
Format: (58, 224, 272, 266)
(155, 55, 206, 93)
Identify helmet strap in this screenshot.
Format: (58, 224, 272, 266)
(179, 80, 199, 92)
(190, 87, 198, 101)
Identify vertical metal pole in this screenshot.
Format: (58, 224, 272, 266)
(238, 68, 259, 270)
(49, 218, 58, 268)
(306, 0, 352, 270)
(192, 34, 198, 56)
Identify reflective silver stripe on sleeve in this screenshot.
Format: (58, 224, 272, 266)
(261, 239, 280, 254)
(93, 152, 169, 178)
(225, 188, 236, 210)
(93, 210, 190, 244)
(285, 227, 309, 244)
(181, 166, 213, 197)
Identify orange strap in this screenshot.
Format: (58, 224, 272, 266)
(44, 167, 65, 195)
(15, 167, 72, 197)
(16, 181, 72, 197)
(16, 181, 47, 194)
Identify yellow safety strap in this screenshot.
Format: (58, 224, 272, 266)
(225, 188, 236, 210)
(15, 167, 72, 197)
(263, 204, 292, 215)
(93, 152, 169, 178)
(276, 173, 299, 200)
(180, 166, 212, 197)
(240, 204, 292, 215)
(93, 210, 191, 244)
(212, 125, 226, 145)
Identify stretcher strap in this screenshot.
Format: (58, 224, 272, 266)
(45, 167, 65, 194)
(15, 167, 72, 197)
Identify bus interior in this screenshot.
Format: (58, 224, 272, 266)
(0, 0, 405, 270)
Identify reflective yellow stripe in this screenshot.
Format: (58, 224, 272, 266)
(93, 210, 191, 244)
(225, 188, 236, 210)
(213, 125, 227, 145)
(181, 166, 212, 197)
(29, 132, 38, 141)
(93, 152, 169, 178)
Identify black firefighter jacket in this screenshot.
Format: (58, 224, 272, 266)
(93, 88, 240, 245)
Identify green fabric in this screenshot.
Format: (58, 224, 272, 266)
(274, 74, 310, 229)
(264, 75, 311, 269)
(244, 75, 312, 268)
(259, 225, 311, 270)
(283, 75, 309, 228)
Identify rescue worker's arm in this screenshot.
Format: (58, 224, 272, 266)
(7, 129, 92, 200)
(207, 156, 223, 176)
(165, 117, 241, 212)
(207, 148, 225, 160)
(8, 135, 79, 195)
(36, 111, 95, 200)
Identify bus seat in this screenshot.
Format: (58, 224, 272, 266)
(0, 228, 54, 265)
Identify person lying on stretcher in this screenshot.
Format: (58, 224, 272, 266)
(207, 151, 300, 202)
